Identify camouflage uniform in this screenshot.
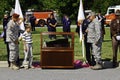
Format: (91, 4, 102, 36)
(87, 18, 102, 65)
(6, 20, 20, 63)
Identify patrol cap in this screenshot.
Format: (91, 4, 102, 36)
(87, 12, 96, 17)
(12, 13, 19, 19)
(115, 9, 120, 16)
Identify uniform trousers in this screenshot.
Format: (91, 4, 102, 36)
(84, 35, 95, 66)
(8, 42, 19, 63)
(91, 39, 102, 64)
(112, 36, 120, 66)
(48, 28, 56, 39)
(6, 43, 10, 67)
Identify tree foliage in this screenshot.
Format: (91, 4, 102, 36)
(1, 0, 120, 23)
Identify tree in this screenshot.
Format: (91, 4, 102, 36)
(1, 0, 120, 24)
(0, 0, 10, 23)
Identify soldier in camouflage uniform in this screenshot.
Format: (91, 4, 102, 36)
(6, 13, 23, 70)
(87, 12, 103, 70)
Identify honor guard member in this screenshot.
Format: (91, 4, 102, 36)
(3, 14, 10, 67)
(110, 10, 120, 68)
(87, 12, 103, 70)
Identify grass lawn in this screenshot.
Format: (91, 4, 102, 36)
(0, 26, 120, 61)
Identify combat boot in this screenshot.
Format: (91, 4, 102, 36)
(24, 65, 29, 69)
(10, 62, 13, 69)
(91, 63, 102, 70)
(10, 62, 19, 70)
(113, 62, 118, 68)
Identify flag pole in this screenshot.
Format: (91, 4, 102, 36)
(79, 24, 85, 58)
(82, 37, 85, 58)
(78, 0, 85, 58)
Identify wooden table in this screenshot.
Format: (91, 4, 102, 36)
(40, 32, 74, 68)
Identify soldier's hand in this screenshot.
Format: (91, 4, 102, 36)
(113, 34, 117, 37)
(14, 40, 19, 44)
(85, 29, 88, 33)
(18, 36, 22, 41)
(24, 46, 27, 52)
(95, 41, 98, 45)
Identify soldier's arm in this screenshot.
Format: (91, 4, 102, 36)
(95, 21, 101, 43)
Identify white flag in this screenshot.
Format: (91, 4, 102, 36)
(77, 0, 85, 58)
(15, 0, 25, 30)
(78, 0, 85, 21)
(78, 0, 85, 41)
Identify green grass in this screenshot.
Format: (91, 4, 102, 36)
(0, 26, 120, 61)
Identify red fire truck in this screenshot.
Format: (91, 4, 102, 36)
(25, 10, 61, 27)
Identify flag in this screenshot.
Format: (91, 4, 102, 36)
(78, 0, 85, 41)
(77, 0, 85, 58)
(78, 0, 85, 21)
(15, 0, 25, 30)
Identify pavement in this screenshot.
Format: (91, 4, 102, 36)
(0, 65, 120, 80)
(0, 61, 120, 80)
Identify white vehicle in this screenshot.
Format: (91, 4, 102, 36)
(105, 5, 120, 25)
(106, 5, 120, 15)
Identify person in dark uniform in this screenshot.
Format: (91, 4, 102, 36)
(62, 15, 71, 38)
(82, 16, 96, 66)
(30, 15, 36, 31)
(3, 14, 10, 67)
(76, 21, 81, 36)
(110, 10, 120, 68)
(47, 13, 57, 39)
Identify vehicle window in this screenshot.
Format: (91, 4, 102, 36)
(108, 9, 115, 14)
